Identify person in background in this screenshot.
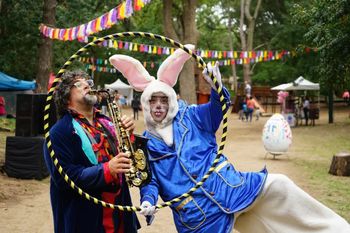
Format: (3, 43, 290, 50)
(255, 107, 261, 121)
(242, 99, 248, 122)
(119, 95, 127, 108)
(0, 96, 6, 117)
(43, 70, 140, 233)
(246, 96, 255, 122)
(99, 91, 108, 115)
(303, 96, 310, 126)
(244, 81, 252, 97)
(342, 89, 350, 105)
(113, 90, 121, 105)
(131, 97, 141, 120)
(109, 46, 350, 233)
(237, 97, 245, 121)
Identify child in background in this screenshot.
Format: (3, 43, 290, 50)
(255, 107, 261, 121)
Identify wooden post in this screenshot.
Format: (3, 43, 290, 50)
(329, 152, 350, 176)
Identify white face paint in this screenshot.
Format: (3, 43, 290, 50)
(149, 92, 169, 123)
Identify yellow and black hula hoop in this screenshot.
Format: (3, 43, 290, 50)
(44, 32, 229, 212)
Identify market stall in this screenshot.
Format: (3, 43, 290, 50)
(271, 76, 320, 126)
(104, 79, 134, 106)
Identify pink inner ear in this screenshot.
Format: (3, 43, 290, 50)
(109, 55, 155, 92)
(157, 44, 194, 87)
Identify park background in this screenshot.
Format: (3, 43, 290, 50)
(0, 0, 350, 232)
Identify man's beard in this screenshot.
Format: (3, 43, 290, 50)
(83, 94, 98, 106)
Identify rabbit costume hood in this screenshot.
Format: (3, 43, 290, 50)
(109, 44, 194, 146)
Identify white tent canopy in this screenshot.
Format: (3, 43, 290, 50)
(271, 76, 320, 91)
(105, 79, 133, 105)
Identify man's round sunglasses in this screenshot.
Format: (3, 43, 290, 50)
(72, 79, 94, 89)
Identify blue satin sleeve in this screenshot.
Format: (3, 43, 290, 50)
(140, 162, 160, 205)
(190, 86, 231, 133)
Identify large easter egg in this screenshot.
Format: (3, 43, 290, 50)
(262, 113, 292, 153)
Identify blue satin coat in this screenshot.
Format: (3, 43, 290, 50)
(140, 88, 267, 233)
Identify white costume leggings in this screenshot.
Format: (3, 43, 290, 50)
(234, 174, 350, 233)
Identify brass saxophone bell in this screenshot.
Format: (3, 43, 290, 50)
(135, 149, 146, 170)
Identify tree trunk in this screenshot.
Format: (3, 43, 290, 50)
(162, 0, 198, 104)
(36, 0, 56, 93)
(329, 152, 350, 176)
(163, 0, 179, 41)
(228, 16, 237, 93)
(239, 0, 262, 83)
(180, 0, 197, 104)
(239, 0, 249, 82)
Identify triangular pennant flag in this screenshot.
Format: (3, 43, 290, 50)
(118, 1, 126, 20)
(126, 0, 133, 17)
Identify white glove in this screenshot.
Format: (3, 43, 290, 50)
(202, 61, 222, 90)
(139, 201, 157, 216)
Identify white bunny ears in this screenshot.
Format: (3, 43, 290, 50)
(109, 44, 195, 92)
(109, 44, 195, 146)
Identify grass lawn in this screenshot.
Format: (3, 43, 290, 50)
(292, 117, 350, 221)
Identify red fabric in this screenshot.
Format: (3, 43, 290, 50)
(0, 97, 6, 116)
(130, 133, 135, 143)
(103, 162, 114, 184)
(102, 192, 117, 233)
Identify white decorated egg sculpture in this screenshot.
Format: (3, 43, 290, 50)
(262, 113, 292, 153)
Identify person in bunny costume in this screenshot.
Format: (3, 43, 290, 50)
(109, 45, 350, 233)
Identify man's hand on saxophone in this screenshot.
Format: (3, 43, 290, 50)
(120, 115, 135, 134)
(108, 152, 132, 179)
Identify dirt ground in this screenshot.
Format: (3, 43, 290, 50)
(0, 106, 348, 233)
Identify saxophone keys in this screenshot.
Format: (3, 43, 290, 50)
(140, 172, 148, 181)
(129, 166, 136, 174)
(132, 178, 142, 187)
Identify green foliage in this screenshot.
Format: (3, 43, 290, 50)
(0, 0, 43, 80)
(292, 0, 350, 92)
(0, 118, 16, 132)
(1, 0, 348, 93)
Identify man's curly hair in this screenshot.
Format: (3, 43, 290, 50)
(54, 70, 90, 118)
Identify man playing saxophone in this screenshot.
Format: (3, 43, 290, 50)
(44, 70, 140, 233)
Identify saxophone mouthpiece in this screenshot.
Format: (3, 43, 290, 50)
(88, 90, 99, 95)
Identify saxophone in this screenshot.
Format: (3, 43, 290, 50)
(90, 90, 151, 187)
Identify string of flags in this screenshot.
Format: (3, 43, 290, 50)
(38, 0, 315, 63)
(39, 0, 151, 41)
(80, 51, 290, 74)
(86, 37, 293, 60)
(80, 43, 317, 73)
